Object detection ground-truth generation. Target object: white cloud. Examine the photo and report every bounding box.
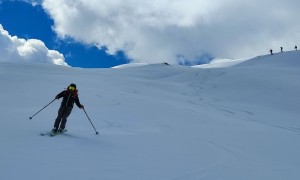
[42,0,300,64]
[0,24,68,66]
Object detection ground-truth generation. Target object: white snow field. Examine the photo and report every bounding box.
[1,51,300,180]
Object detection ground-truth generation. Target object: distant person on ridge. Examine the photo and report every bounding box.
[280,47,283,52]
[295,45,298,50]
[270,49,273,55]
[52,83,84,133]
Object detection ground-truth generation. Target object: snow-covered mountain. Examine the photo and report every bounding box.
[1,51,300,180]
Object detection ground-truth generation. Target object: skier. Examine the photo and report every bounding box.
[52,83,84,133]
[280,47,283,52]
[295,45,298,50]
[270,49,273,55]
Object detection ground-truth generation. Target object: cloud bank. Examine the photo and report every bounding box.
[42,0,300,64]
[0,24,68,66]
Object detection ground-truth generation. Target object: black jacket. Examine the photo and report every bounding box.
[56,90,82,108]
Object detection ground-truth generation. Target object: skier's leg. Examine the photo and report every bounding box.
[53,107,65,130]
[59,107,72,130]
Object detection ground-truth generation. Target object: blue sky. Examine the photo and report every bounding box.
[0,0,299,68]
[0,1,129,68]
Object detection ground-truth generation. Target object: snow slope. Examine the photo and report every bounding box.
[1,51,300,180]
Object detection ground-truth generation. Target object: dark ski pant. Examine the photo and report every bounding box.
[54,107,72,130]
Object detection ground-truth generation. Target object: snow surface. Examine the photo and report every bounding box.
[1,51,300,180]
[112,63,149,68]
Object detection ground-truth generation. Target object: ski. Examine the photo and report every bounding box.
[50,129,67,136]
[40,129,67,137]
[40,132,52,136]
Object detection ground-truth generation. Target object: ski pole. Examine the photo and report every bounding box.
[29,99,56,120]
[83,108,99,134]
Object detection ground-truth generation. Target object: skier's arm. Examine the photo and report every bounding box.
[75,97,84,109]
[55,91,65,99]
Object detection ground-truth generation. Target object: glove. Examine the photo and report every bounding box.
[55,96,59,99]
[80,105,84,109]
